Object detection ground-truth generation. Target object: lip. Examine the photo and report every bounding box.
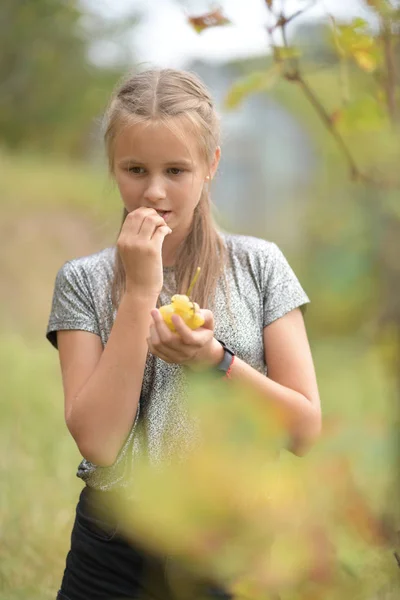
[156,210,172,223]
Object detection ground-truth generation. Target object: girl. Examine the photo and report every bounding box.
[46,68,321,600]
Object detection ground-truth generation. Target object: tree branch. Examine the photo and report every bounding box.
[278,1,318,27]
[266,3,400,188]
[295,75,361,179]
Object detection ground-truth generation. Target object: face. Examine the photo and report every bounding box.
[113,119,220,239]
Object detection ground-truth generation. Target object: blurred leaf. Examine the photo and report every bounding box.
[335,18,382,72]
[265,0,274,8]
[353,49,378,72]
[106,368,393,599]
[274,45,302,61]
[188,8,231,34]
[224,66,281,110]
[364,0,380,8]
[335,95,387,132]
[363,0,393,16]
[352,17,370,30]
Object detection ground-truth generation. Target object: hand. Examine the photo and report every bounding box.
[117,207,172,298]
[147,308,224,370]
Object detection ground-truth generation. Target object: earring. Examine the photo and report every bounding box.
[205,175,210,181]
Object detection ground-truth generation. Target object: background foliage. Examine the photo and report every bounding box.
[0,0,399,598]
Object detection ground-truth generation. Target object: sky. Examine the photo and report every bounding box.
[85,0,376,68]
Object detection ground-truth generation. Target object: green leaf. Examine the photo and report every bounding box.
[352,17,369,31]
[224,67,281,110]
[338,20,374,51]
[274,45,302,61]
[335,19,382,70]
[336,96,387,133]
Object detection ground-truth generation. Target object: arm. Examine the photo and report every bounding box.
[207,307,321,456]
[58,291,158,467]
[55,207,172,467]
[148,305,321,456]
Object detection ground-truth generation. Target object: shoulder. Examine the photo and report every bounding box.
[56,246,116,283]
[64,246,116,275]
[219,231,280,271]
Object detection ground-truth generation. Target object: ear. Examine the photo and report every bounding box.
[209,146,221,180]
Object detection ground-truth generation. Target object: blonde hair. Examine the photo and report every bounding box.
[104,68,232,314]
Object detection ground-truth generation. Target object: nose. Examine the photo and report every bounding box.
[143,175,167,204]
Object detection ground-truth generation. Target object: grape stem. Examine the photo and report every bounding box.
[186,266,201,297]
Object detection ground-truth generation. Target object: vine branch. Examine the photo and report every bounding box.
[265,0,400,188]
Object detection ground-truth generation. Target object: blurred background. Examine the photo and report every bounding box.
[1,0,399,598]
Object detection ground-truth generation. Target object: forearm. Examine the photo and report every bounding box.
[67,292,157,466]
[205,340,321,456]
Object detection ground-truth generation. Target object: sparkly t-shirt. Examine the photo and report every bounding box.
[46,232,310,491]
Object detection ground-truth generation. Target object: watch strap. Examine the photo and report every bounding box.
[215,339,235,373]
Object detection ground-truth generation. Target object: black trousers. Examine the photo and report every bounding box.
[56,486,233,600]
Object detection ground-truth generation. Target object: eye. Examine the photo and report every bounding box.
[168,168,184,175]
[128,166,145,174]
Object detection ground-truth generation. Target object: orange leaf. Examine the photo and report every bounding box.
[188,8,231,34]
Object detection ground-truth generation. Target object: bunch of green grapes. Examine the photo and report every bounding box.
[159,267,204,332]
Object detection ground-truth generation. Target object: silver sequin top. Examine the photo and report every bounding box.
[46,232,310,491]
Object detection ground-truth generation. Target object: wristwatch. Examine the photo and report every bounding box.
[215,339,235,374]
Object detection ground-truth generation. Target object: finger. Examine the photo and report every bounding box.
[138,212,170,239]
[147,338,177,364]
[171,314,204,346]
[123,208,158,236]
[147,338,164,360]
[149,322,161,347]
[152,223,173,247]
[151,309,179,345]
[199,309,215,331]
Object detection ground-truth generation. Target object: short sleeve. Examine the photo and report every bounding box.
[46,261,100,349]
[263,243,310,328]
